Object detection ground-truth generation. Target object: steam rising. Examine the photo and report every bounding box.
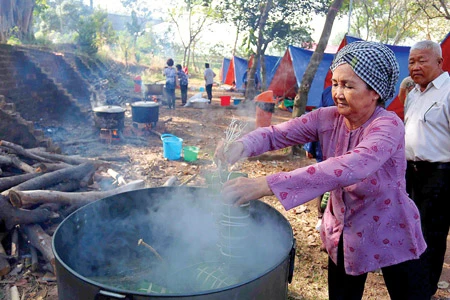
[54,187,293,295]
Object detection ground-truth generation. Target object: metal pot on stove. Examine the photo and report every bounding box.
[52,187,296,300]
[93,105,125,130]
[131,101,159,125]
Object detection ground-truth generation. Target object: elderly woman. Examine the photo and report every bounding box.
[215,41,428,299]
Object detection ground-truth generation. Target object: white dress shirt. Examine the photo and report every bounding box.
[404,72,450,162]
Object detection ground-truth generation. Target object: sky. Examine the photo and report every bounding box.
[82,0,349,48]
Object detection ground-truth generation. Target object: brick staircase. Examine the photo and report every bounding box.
[0,95,59,152]
[23,47,94,113]
[0,44,141,151]
[0,44,94,149]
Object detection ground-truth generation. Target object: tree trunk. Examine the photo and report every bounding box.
[0,155,35,173]
[0,0,13,43]
[260,54,267,90]
[2,162,95,196]
[21,224,56,274]
[245,0,273,101]
[9,179,145,209]
[0,172,42,192]
[1,140,54,163]
[292,0,344,118]
[0,195,54,230]
[0,0,36,43]
[28,148,110,166]
[232,19,242,56]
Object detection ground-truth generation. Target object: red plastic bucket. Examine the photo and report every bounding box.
[220,96,231,106]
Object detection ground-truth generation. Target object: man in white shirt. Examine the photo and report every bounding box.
[404,40,450,298]
[203,63,216,103]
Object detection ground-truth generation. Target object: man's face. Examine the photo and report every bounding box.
[408,48,443,89]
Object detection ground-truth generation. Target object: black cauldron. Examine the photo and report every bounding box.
[93,105,125,130]
[52,187,296,300]
[131,101,159,125]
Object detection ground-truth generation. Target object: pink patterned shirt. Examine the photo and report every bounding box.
[240,106,426,275]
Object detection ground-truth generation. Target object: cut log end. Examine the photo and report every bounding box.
[9,190,22,208]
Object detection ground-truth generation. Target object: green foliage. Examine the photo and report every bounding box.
[7,27,22,45]
[126,10,147,49]
[76,17,98,54]
[217,0,329,53]
[33,32,54,46]
[121,0,151,18]
[34,0,49,16]
[33,0,116,53]
[349,0,449,44]
[74,10,116,55]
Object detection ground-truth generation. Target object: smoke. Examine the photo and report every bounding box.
[54,187,292,294]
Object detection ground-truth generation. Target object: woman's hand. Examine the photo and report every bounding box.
[221,176,273,206]
[214,140,245,166]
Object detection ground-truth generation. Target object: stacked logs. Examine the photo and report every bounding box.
[0,140,145,283]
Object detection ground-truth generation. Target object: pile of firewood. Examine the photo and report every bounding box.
[0,140,146,285]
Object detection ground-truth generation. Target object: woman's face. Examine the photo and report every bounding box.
[331,64,379,127]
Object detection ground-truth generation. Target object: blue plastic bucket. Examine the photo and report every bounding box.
[161,134,183,160]
[233,98,242,105]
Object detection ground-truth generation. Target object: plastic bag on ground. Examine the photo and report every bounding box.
[185,92,209,107]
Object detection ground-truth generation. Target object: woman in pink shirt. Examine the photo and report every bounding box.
[216,41,428,299]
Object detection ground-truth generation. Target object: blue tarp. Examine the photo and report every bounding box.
[224,56,248,89]
[233,56,248,89]
[264,55,281,87]
[223,55,281,89]
[220,58,231,84]
[290,46,335,107]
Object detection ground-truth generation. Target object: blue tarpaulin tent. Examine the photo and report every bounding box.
[222,55,281,89]
[224,56,249,89]
[220,58,231,84]
[264,55,281,88]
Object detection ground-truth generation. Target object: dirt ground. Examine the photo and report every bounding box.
[2,84,450,299]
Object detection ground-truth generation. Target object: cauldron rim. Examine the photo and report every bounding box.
[52,186,295,297]
[93,105,125,113]
[132,101,160,107]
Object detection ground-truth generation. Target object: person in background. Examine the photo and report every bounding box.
[242,69,260,91]
[303,85,335,231]
[228,81,237,92]
[163,58,177,109]
[176,64,189,106]
[404,40,450,298]
[215,41,428,299]
[398,76,415,105]
[204,63,216,104]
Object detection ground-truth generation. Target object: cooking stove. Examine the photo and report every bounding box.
[99,128,120,143]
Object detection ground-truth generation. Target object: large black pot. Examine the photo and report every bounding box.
[52,187,296,300]
[93,105,125,130]
[131,101,159,124]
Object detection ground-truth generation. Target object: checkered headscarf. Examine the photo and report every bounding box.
[330,41,399,102]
